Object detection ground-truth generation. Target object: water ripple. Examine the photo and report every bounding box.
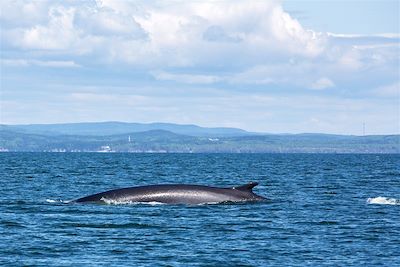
[0,153,399,266]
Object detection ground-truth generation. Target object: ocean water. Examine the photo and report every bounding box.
[0,153,399,266]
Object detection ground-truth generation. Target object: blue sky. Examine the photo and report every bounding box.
[1,0,399,134]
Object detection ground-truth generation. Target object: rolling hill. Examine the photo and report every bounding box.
[1,122,251,137]
[0,123,398,153]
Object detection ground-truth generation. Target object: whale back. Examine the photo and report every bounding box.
[74,182,265,204]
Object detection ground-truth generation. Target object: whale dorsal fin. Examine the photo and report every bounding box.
[233,182,259,191]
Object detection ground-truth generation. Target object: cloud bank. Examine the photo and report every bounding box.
[1,0,399,134]
[2,0,398,86]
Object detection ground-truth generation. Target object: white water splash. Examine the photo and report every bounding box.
[46,199,71,204]
[367,197,400,205]
[98,198,223,205]
[100,197,165,205]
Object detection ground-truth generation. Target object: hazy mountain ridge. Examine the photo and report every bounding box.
[1,123,399,153]
[1,122,251,137]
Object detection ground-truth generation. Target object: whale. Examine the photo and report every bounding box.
[73,182,266,204]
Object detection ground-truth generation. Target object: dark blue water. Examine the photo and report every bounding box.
[1,153,399,266]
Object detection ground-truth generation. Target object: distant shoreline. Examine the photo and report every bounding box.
[1,122,399,154]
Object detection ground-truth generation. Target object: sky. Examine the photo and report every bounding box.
[0,0,399,135]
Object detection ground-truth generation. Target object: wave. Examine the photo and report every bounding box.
[367,197,400,205]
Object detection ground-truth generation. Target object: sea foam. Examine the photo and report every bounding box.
[367,197,400,205]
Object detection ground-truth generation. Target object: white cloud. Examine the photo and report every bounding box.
[75,4,146,38]
[228,62,321,87]
[2,1,324,64]
[0,0,50,27]
[1,0,398,91]
[33,60,80,68]
[203,25,242,43]
[2,59,80,68]
[229,65,279,85]
[1,59,29,67]
[335,49,363,70]
[370,82,400,98]
[152,71,222,84]
[18,6,78,50]
[310,77,335,90]
[327,32,400,39]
